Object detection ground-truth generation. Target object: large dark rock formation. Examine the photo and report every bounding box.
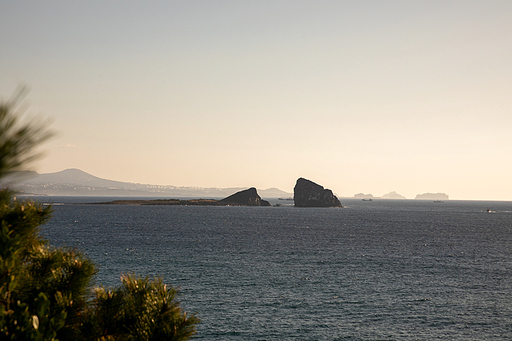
[220,187,271,206]
[294,178,342,207]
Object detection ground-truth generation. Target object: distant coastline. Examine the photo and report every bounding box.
[12,169,292,198]
[92,199,236,206]
[92,187,272,207]
[11,168,457,202]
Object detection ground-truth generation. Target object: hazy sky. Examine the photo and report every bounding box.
[1,1,511,200]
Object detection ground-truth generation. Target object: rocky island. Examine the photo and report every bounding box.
[381,191,407,199]
[354,193,375,199]
[96,187,271,206]
[293,178,342,207]
[415,193,449,200]
[220,187,271,206]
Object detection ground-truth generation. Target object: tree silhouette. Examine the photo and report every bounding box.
[0,90,199,340]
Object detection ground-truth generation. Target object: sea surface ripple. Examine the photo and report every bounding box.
[40,198,512,340]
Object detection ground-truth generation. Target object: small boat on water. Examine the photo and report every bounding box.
[434,200,445,203]
[278,197,293,201]
[362,198,373,201]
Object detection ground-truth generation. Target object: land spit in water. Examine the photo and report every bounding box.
[93,198,231,206]
[92,187,272,206]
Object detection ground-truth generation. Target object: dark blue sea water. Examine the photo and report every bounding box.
[39,197,512,340]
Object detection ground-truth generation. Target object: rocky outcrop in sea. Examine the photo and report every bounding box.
[293,178,342,207]
[354,193,375,199]
[415,193,449,200]
[381,191,407,199]
[220,187,271,206]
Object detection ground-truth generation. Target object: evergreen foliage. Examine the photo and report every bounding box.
[0,190,91,340]
[0,92,199,340]
[82,274,199,341]
[0,87,53,180]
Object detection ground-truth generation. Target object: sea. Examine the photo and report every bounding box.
[35,196,512,340]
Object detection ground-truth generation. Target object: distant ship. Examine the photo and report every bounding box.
[362,198,373,201]
[278,197,294,201]
[433,200,445,203]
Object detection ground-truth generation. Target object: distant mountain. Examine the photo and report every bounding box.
[258,187,292,198]
[381,191,407,199]
[23,169,134,189]
[12,169,293,198]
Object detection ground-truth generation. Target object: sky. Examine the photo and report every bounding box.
[1,1,511,200]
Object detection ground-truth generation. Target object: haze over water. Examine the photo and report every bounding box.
[1,1,512,200]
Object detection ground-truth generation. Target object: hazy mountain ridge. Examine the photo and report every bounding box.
[13,169,293,198]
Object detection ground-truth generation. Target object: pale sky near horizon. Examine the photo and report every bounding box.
[1,1,511,200]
